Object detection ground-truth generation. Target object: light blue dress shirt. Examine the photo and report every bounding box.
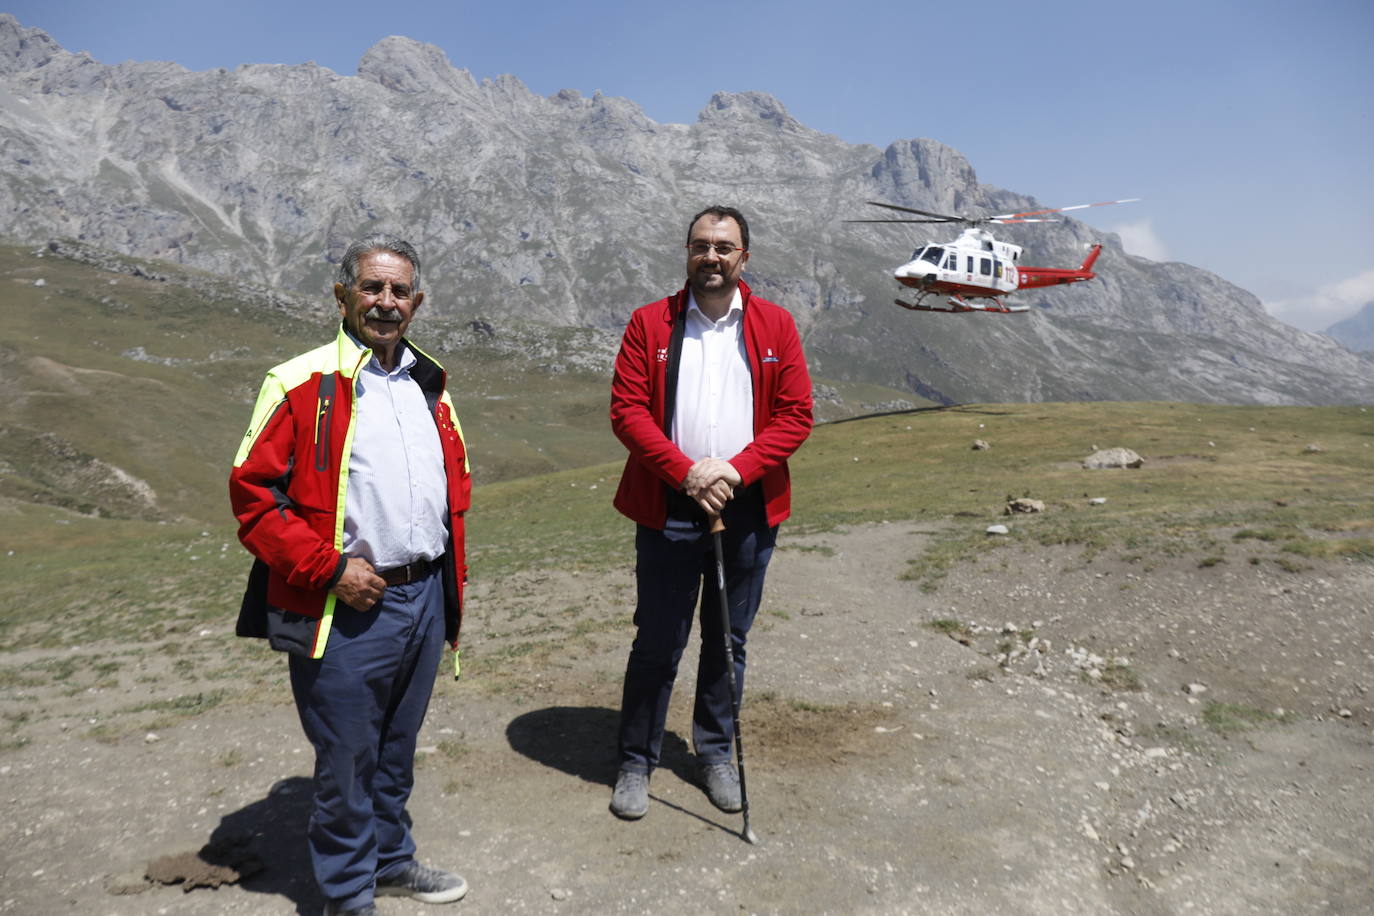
[340,336,448,570]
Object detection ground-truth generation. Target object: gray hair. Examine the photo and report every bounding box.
[337,233,423,292]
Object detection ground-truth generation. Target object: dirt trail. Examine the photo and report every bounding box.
[2,521,1371,914]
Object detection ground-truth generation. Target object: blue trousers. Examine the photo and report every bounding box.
[289,570,444,911]
[617,488,777,773]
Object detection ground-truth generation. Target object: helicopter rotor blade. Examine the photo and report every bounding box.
[862,201,964,221]
[851,197,1139,228]
[988,198,1140,222]
[843,218,959,224]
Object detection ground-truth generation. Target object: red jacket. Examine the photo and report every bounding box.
[611,281,813,528]
[230,326,470,660]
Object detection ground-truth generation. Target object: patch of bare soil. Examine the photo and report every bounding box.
[1,521,1370,915]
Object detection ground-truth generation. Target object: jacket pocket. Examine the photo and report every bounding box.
[313,375,337,471]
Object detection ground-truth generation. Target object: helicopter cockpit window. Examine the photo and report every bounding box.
[919,246,945,265]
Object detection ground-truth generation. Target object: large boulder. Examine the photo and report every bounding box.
[1082,447,1144,469]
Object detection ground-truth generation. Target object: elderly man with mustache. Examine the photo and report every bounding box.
[230,234,472,916]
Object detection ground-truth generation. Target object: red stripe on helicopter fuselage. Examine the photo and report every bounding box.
[896,276,1003,296]
[1014,268,1094,290]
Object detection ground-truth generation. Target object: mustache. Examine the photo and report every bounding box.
[364,306,402,321]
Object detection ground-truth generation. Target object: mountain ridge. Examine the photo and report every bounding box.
[1324,302,1374,354]
[1,14,1369,405]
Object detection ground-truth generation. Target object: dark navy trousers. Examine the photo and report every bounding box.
[618,487,777,773]
[289,569,444,911]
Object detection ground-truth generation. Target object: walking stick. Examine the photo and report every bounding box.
[709,513,758,844]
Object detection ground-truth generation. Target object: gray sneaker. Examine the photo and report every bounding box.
[376,860,468,904]
[699,760,742,812]
[610,769,649,819]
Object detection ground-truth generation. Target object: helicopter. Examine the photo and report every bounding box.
[847,198,1139,313]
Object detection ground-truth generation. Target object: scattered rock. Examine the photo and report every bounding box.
[106,871,150,896]
[1184,683,1208,695]
[1005,498,1045,514]
[1082,448,1144,469]
[1303,443,1323,453]
[986,524,1010,536]
[972,439,991,450]
[1088,497,1107,505]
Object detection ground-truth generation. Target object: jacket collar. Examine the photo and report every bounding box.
[333,322,443,390]
[673,279,753,319]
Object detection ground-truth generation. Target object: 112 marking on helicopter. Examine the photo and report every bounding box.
[847,198,1139,314]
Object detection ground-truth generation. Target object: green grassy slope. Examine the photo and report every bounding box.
[0,243,922,518]
[0,244,629,521]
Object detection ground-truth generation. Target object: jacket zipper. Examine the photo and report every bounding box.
[314,376,337,471]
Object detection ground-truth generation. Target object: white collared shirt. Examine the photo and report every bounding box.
[341,337,448,570]
[672,289,754,461]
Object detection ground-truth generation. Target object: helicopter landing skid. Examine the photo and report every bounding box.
[894,293,1027,314]
[894,294,977,313]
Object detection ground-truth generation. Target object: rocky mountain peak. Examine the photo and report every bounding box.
[697,90,805,133]
[357,35,476,95]
[871,138,980,212]
[0,13,70,75]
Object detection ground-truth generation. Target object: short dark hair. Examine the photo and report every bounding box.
[687,205,749,252]
[338,233,423,292]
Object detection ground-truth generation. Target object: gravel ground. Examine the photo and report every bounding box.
[2,521,1371,915]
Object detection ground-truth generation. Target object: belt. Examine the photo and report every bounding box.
[377,557,438,586]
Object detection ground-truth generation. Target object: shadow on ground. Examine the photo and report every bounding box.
[505,705,698,787]
[204,776,317,915]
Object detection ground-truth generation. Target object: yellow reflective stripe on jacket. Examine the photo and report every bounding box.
[311,339,371,659]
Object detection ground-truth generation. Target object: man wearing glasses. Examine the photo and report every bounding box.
[608,206,814,820]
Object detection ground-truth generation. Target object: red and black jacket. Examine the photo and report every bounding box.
[230,325,470,660]
[610,280,813,529]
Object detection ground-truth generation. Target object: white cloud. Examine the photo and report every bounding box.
[1108,220,1168,261]
[1265,268,1374,332]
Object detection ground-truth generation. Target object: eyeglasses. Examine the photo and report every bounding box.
[355,280,414,301]
[685,242,746,258]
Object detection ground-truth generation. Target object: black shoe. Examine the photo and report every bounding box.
[610,768,649,819]
[376,860,468,904]
[322,902,378,916]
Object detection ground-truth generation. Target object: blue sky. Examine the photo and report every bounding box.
[11,0,1374,330]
